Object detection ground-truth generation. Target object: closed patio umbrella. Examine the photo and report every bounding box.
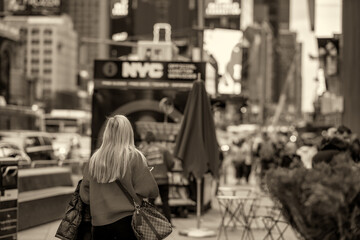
[173,77,220,237]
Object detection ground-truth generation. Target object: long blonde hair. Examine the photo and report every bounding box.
[89,115,143,183]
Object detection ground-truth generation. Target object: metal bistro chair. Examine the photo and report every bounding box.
[259,201,290,240]
[216,195,258,240]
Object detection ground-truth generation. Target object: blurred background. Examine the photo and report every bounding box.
[0,0,354,142]
[1,0,360,239]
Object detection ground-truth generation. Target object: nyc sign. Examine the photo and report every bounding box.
[94,60,206,85]
[122,62,164,78]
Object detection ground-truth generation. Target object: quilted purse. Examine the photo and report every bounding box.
[115,180,172,240]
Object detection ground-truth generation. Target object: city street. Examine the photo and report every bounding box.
[1,0,359,239]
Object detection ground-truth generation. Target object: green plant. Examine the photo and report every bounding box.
[266,154,360,240]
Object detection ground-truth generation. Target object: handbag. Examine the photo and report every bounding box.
[115,180,172,240]
[55,180,92,240]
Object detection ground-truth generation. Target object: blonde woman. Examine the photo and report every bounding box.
[80,115,159,240]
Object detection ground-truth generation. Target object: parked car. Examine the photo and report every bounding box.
[0,131,57,161]
[51,132,81,160]
[0,141,31,166]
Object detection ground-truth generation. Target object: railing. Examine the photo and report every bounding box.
[18,158,88,175]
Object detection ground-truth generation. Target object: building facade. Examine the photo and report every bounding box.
[342,0,360,135]
[4,15,77,109]
[0,21,44,130]
[61,0,109,68]
[0,21,24,105]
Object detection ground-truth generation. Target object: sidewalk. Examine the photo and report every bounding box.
[17,166,300,240]
[18,188,299,240]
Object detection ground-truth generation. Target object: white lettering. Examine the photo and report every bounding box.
[122,62,137,78]
[112,0,129,16]
[148,63,163,78]
[206,2,241,15]
[27,0,61,7]
[122,62,163,79]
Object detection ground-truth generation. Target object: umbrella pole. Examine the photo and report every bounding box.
[196,177,202,229]
[178,176,216,238]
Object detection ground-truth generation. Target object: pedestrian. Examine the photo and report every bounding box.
[141,131,175,224]
[350,137,360,163]
[335,125,352,143]
[238,138,253,183]
[231,140,245,185]
[280,141,303,169]
[312,132,350,167]
[79,115,159,240]
[296,137,318,169]
[257,132,276,178]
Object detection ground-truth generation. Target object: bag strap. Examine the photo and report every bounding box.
[115,180,163,240]
[115,180,140,207]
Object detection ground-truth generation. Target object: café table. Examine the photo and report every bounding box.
[216,195,258,240]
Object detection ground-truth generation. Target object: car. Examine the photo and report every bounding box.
[0,141,31,167]
[0,131,57,161]
[50,132,82,160]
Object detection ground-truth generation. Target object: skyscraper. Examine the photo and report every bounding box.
[4,15,78,107]
[62,0,109,71]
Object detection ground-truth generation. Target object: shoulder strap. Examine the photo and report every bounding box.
[115,179,138,206]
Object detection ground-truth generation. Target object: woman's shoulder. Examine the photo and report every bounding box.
[131,149,147,166]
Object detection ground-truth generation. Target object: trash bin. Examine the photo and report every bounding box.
[0,159,18,240]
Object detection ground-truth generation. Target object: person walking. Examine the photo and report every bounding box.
[231,140,245,185]
[239,138,253,183]
[141,131,175,224]
[257,132,276,177]
[80,115,159,240]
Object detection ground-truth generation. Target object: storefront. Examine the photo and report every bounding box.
[92,59,206,149]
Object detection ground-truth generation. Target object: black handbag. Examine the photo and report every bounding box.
[55,180,92,240]
[115,180,172,240]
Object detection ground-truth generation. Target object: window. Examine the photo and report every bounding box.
[44,69,52,74]
[31,69,39,74]
[44,39,52,44]
[31,29,39,34]
[31,49,39,54]
[31,39,40,44]
[25,137,41,148]
[44,59,52,64]
[42,137,52,146]
[31,59,39,64]
[44,49,52,54]
[20,28,28,35]
[44,29,52,35]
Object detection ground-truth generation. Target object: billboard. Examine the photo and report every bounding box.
[204,28,244,95]
[4,0,61,15]
[205,0,241,16]
[94,60,206,90]
[110,0,129,18]
[204,0,241,29]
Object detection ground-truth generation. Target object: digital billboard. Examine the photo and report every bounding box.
[4,0,61,15]
[204,28,244,95]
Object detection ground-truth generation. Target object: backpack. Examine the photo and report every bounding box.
[259,141,275,160]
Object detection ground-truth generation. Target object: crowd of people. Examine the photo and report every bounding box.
[227,124,360,186]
